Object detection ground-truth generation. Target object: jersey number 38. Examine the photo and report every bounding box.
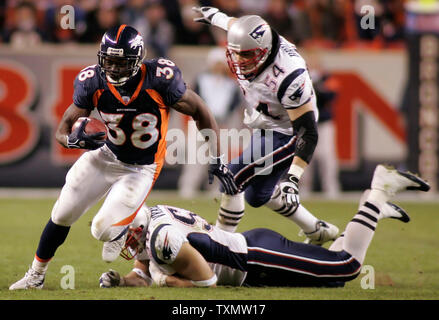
[99,112,159,149]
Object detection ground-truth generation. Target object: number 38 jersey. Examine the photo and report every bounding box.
[239,33,319,136]
[72,58,186,165]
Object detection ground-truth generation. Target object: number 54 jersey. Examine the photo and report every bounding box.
[72,58,186,165]
[239,34,319,136]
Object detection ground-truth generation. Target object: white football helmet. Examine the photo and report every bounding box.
[120,205,150,260]
[226,15,272,80]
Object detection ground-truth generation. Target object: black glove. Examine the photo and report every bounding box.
[279,174,300,209]
[67,119,105,150]
[208,155,239,195]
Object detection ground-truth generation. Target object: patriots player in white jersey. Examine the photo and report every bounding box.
[191,7,338,244]
[99,165,430,288]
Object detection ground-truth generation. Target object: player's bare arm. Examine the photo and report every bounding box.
[168,242,217,288]
[171,89,238,194]
[279,101,319,207]
[286,101,317,172]
[119,259,152,287]
[55,103,91,148]
[171,88,222,156]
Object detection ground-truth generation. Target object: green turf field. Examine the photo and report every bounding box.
[1,195,438,300]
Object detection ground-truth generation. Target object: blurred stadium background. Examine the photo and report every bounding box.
[0,0,438,199]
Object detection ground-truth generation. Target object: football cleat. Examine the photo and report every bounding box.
[385,202,410,223]
[301,220,339,246]
[359,189,410,223]
[371,165,430,197]
[9,268,45,290]
[102,233,127,263]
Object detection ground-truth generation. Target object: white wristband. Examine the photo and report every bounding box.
[132,268,153,286]
[211,12,232,30]
[288,164,305,179]
[191,274,217,287]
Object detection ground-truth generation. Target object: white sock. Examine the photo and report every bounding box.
[216,192,245,232]
[264,186,318,232]
[290,205,319,233]
[343,198,383,264]
[32,257,49,274]
[329,232,345,251]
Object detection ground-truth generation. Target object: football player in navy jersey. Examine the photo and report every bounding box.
[9,25,237,290]
[191,7,339,245]
[98,165,429,288]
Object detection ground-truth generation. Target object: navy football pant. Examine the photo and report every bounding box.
[221,129,296,207]
[242,228,362,287]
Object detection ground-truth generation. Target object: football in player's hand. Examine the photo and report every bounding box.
[72,117,107,140]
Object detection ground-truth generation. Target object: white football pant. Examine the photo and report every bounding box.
[51,145,160,242]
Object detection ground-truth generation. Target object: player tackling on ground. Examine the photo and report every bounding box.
[9,25,237,290]
[192,7,338,244]
[98,165,430,288]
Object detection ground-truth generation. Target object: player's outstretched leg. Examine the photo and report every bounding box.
[9,219,70,290]
[359,189,410,223]
[265,185,339,245]
[341,164,430,264]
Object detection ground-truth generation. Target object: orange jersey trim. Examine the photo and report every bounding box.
[146,89,170,164]
[107,64,146,106]
[92,89,104,108]
[35,253,51,263]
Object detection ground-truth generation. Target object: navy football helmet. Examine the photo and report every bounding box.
[98,25,146,85]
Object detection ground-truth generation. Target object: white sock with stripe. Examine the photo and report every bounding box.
[265,185,318,233]
[342,190,387,264]
[216,192,245,232]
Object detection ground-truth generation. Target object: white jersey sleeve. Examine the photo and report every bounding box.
[150,224,188,265]
[278,68,314,109]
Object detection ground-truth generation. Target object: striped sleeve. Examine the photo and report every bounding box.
[277,68,313,109]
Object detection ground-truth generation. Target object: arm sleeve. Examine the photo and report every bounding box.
[72,68,97,110]
[154,60,187,106]
[277,68,314,109]
[150,224,188,265]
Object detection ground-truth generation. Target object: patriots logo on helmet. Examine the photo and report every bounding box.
[249,24,268,44]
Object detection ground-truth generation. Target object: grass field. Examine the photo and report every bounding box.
[1,194,438,301]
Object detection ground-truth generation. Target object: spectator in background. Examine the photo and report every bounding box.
[303,0,348,47]
[301,60,341,199]
[263,0,295,43]
[178,47,242,199]
[120,0,174,57]
[177,0,215,45]
[80,0,120,43]
[143,1,174,57]
[3,1,45,48]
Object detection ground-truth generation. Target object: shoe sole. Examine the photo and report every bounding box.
[386,202,410,223]
[397,170,430,192]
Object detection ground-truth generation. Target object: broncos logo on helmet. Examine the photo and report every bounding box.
[98,25,146,86]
